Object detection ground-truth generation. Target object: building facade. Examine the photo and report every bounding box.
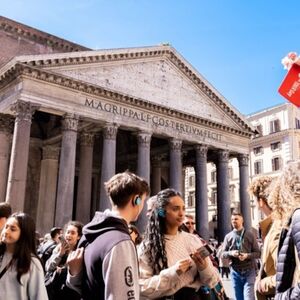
[0,16,254,240]
[185,102,300,235]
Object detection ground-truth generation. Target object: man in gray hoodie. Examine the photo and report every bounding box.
[67,171,150,300]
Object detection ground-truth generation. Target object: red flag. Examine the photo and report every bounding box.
[278,63,300,107]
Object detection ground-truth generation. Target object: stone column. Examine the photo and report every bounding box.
[55,114,79,227]
[99,124,118,211]
[216,149,231,242]
[238,153,252,230]
[5,101,38,211]
[169,138,182,193]
[0,114,14,202]
[194,144,209,240]
[151,155,162,195]
[136,131,151,232]
[76,132,94,224]
[36,146,60,235]
[137,131,151,183]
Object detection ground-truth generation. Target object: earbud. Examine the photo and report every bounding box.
[134,196,141,206]
[157,208,166,218]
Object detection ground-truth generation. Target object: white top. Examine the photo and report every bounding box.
[138,231,219,299]
[0,251,48,300]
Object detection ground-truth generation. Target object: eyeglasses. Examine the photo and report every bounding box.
[185,222,195,225]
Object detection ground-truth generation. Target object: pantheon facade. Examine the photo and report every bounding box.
[0,16,254,241]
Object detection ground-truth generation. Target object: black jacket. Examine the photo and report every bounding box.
[275,209,300,300]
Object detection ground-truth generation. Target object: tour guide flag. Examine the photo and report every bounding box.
[278,63,300,107]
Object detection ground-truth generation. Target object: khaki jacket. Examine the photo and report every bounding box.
[255,216,282,300]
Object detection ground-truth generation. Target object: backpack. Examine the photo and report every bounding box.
[38,241,57,268]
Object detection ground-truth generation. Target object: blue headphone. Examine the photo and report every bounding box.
[134,196,141,206]
[157,208,166,218]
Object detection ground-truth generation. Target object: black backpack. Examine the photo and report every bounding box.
[38,242,57,268]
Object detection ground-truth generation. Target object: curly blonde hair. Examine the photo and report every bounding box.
[268,160,300,224]
[248,176,273,202]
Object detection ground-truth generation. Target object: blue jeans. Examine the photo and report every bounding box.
[230,267,256,300]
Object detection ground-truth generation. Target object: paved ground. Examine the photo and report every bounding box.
[221,276,235,300]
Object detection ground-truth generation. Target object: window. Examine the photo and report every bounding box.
[229,185,235,202]
[211,170,217,183]
[188,192,195,207]
[228,167,233,180]
[253,146,263,155]
[270,142,281,151]
[272,157,282,171]
[189,175,195,187]
[254,160,263,175]
[296,118,300,129]
[269,119,280,134]
[210,189,217,205]
[255,125,263,136]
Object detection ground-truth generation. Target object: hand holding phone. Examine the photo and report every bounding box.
[59,235,69,255]
[196,244,213,259]
[59,235,67,244]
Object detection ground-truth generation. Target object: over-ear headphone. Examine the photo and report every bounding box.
[134,196,141,206]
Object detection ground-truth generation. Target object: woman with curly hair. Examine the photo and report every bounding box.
[138,188,219,300]
[271,160,300,300]
[0,212,48,300]
[248,176,281,300]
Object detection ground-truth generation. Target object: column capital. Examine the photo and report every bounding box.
[0,114,14,133]
[103,123,118,140]
[152,154,164,166]
[169,138,182,151]
[11,101,39,122]
[218,149,229,163]
[62,113,79,132]
[42,145,60,160]
[80,132,94,147]
[237,153,249,166]
[195,144,208,158]
[137,131,152,147]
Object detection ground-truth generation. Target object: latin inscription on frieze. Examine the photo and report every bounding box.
[84,98,222,142]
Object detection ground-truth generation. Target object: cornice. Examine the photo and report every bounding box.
[0,16,89,52]
[0,63,253,138]
[0,46,253,133]
[249,129,296,145]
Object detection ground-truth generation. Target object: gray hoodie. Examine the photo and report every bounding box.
[67,210,139,300]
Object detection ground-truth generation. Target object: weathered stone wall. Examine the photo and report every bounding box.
[0,31,57,68]
[0,16,89,68]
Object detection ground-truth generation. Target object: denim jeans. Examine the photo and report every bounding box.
[230,267,256,300]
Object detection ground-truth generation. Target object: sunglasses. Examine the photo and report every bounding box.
[185,222,195,225]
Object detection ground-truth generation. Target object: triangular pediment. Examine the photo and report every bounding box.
[1,46,253,133]
[50,59,241,127]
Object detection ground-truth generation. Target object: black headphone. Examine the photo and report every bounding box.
[134,196,141,206]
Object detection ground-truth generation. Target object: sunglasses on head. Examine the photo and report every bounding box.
[185,222,195,225]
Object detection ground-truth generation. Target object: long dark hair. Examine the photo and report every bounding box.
[0,212,39,284]
[141,188,181,275]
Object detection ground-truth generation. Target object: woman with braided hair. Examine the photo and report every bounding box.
[138,188,219,300]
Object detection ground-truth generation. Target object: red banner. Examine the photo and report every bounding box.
[278,63,300,107]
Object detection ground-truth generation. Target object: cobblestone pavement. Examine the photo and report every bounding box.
[221,276,235,300]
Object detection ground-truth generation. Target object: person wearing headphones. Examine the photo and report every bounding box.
[67,171,150,300]
[138,188,219,299]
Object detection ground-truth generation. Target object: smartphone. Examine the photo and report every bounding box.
[197,244,214,258]
[59,235,66,244]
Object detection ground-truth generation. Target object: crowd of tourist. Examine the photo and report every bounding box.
[0,160,300,300]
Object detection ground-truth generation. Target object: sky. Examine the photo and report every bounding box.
[1,0,299,116]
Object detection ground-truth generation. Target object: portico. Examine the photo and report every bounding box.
[0,40,254,238]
